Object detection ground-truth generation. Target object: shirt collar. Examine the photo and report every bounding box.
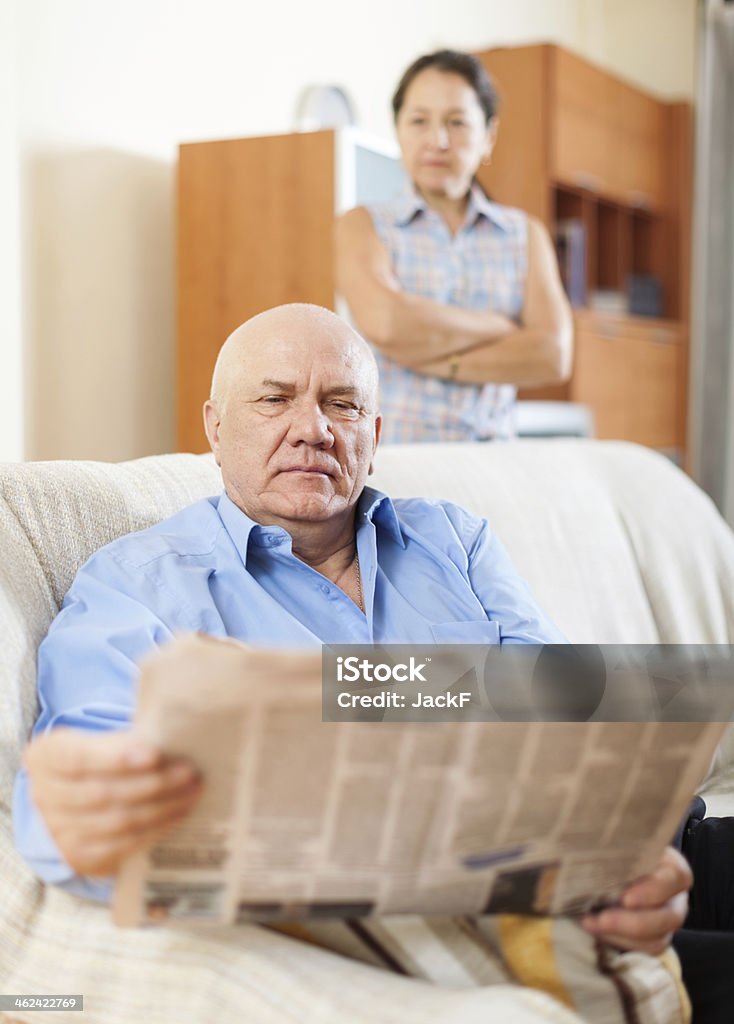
[466,184,513,233]
[358,486,406,547]
[393,182,512,234]
[216,486,406,566]
[392,187,429,226]
[216,492,288,564]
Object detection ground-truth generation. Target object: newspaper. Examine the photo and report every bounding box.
[113,634,728,927]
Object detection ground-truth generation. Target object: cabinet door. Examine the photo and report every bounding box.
[571,315,680,448]
[552,49,665,209]
[625,335,679,448]
[477,45,551,220]
[613,82,665,208]
[177,131,336,452]
[572,325,629,439]
[552,48,614,195]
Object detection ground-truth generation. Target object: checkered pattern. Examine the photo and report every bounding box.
[367,186,528,443]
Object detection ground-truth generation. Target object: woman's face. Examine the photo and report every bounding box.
[395,68,495,202]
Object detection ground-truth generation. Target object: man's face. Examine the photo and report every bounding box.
[204,319,381,530]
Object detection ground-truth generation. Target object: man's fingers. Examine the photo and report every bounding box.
[36,758,200,812]
[25,728,162,778]
[69,785,203,840]
[582,889,689,954]
[587,930,675,957]
[23,727,206,878]
[583,900,687,941]
[622,847,692,909]
[64,799,201,878]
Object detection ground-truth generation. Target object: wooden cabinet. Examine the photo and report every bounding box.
[476,43,692,459]
[552,48,665,208]
[177,131,337,452]
[571,312,682,449]
[177,128,403,452]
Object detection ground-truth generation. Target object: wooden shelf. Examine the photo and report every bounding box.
[475,43,692,457]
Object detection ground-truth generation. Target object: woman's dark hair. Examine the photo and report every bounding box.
[392,50,499,124]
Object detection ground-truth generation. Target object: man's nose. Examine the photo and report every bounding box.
[286,403,334,446]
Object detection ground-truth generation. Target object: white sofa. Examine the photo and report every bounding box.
[1,440,733,1024]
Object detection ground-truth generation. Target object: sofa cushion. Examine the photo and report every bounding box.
[1,439,732,1024]
[0,453,222,803]
[371,441,734,645]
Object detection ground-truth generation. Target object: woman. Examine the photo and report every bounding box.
[335,49,573,443]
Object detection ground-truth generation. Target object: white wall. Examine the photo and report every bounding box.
[1,1,24,461]
[581,0,697,100]
[8,0,697,460]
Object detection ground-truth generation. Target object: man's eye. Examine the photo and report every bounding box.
[262,396,286,404]
[330,401,358,413]
[449,119,467,128]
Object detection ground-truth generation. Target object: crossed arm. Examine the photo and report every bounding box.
[334,207,573,387]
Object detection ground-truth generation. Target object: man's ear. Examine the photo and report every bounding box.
[203,400,222,465]
[368,415,382,476]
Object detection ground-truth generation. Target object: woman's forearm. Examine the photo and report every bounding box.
[413,325,573,387]
[335,207,572,385]
[375,288,517,365]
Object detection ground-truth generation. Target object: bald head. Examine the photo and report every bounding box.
[210,303,379,413]
[203,303,382,533]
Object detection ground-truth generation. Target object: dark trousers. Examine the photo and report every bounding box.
[672,797,734,1024]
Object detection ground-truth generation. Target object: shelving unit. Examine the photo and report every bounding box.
[476,43,693,457]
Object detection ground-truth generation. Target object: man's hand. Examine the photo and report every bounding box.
[24,728,203,879]
[581,845,692,955]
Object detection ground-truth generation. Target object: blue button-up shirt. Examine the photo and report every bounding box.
[13,488,563,901]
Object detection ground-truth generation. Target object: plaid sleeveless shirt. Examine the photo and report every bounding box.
[366,185,528,443]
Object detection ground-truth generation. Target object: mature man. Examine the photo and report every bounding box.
[14,305,689,987]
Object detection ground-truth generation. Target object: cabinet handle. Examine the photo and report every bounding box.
[628,190,652,210]
[572,172,603,193]
[584,321,621,339]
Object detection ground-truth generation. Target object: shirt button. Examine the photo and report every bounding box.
[320,584,330,594]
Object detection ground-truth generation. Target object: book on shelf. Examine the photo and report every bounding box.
[627,274,664,318]
[553,218,587,308]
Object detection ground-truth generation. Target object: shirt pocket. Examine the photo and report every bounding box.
[429,619,501,644]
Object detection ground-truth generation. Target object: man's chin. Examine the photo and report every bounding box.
[268,494,345,523]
